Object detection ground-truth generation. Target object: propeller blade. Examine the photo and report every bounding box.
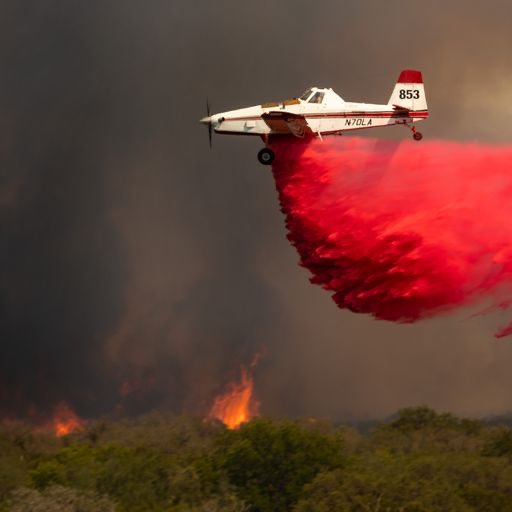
[206,97,212,149]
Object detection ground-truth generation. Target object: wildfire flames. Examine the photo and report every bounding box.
[272,137,512,336]
[209,364,260,429]
[52,401,85,437]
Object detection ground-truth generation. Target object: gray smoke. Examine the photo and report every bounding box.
[2,0,512,421]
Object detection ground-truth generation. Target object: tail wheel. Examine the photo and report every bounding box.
[413,131,423,141]
[257,147,275,165]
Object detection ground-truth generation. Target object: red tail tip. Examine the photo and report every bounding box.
[398,70,423,84]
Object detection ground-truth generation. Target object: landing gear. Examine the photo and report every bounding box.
[257,147,275,165]
[410,124,423,141]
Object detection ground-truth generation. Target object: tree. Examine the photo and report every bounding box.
[8,486,114,512]
[294,456,474,512]
[0,428,31,502]
[96,445,171,512]
[482,428,512,458]
[388,407,481,435]
[30,444,172,511]
[206,418,345,512]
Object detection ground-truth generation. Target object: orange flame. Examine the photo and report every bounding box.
[53,401,85,437]
[209,364,260,429]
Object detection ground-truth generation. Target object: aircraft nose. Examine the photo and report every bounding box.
[200,116,212,125]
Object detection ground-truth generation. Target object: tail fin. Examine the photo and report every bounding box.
[388,70,427,111]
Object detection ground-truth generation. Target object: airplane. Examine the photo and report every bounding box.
[200,70,428,165]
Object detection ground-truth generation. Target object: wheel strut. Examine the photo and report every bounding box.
[406,123,423,141]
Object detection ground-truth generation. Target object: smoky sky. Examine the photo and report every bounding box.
[2,0,512,421]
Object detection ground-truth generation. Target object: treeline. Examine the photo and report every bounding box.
[2,407,512,511]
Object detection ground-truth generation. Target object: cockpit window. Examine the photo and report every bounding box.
[299,89,313,101]
[308,92,324,104]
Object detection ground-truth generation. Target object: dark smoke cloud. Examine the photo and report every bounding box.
[0,2,126,417]
[3,0,512,421]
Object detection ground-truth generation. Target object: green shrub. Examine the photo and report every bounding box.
[205,418,345,512]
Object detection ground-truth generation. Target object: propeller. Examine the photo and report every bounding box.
[201,98,224,149]
[206,97,212,149]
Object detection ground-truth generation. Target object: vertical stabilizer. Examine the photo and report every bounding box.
[388,70,427,111]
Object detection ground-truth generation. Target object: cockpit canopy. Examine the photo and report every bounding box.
[299,88,324,103]
[299,89,313,101]
[299,87,344,105]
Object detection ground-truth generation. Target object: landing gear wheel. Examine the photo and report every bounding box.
[413,131,423,141]
[257,147,275,165]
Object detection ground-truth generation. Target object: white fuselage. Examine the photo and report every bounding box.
[208,87,427,138]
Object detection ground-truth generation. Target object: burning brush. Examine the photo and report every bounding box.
[208,358,260,429]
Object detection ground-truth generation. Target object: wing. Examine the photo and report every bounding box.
[261,111,313,138]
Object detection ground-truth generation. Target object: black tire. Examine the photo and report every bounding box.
[413,131,423,141]
[257,147,275,165]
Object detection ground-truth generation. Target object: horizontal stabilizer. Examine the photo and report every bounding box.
[392,104,411,111]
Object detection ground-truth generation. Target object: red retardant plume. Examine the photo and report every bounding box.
[271,137,512,337]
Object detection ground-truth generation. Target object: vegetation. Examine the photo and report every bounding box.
[1,408,512,511]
